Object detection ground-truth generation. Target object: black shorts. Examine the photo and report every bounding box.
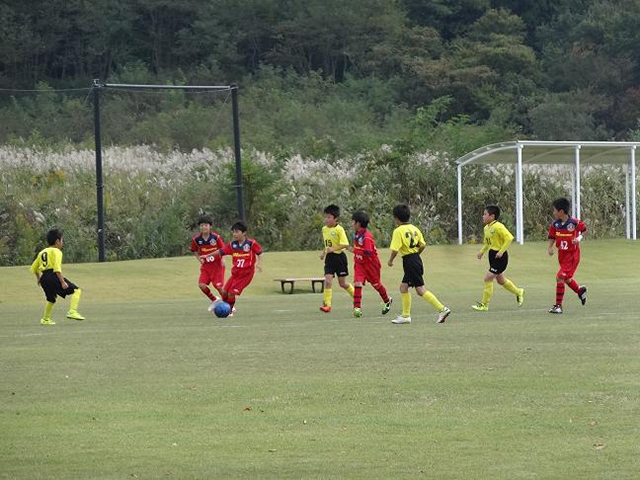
[488,250,509,275]
[324,252,349,277]
[40,270,78,303]
[402,253,424,288]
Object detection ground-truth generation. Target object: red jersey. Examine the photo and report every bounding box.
[548,217,586,259]
[190,232,225,265]
[220,238,262,273]
[353,228,380,265]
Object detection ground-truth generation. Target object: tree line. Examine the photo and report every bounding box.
[2,0,640,154]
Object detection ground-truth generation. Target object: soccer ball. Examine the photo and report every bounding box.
[213,301,232,318]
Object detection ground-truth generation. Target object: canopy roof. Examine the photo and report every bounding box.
[456,140,640,167]
[455,141,638,244]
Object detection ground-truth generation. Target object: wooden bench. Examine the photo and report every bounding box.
[274,277,325,294]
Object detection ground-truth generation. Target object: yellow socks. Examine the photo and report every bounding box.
[422,291,444,312]
[43,301,54,319]
[346,284,355,297]
[69,288,82,311]
[323,288,332,307]
[482,281,494,305]
[401,291,444,316]
[502,279,520,295]
[401,292,411,317]
[323,284,354,306]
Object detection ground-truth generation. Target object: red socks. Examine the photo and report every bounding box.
[555,282,565,306]
[354,286,362,309]
[566,279,581,294]
[201,286,217,301]
[373,283,389,303]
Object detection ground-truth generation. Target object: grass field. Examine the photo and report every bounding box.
[1,240,639,479]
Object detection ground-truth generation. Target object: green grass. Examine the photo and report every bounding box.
[1,240,640,479]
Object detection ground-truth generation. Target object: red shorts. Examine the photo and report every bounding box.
[557,253,580,279]
[353,261,381,285]
[224,268,255,296]
[199,263,225,290]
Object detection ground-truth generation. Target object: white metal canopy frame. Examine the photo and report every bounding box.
[455,141,639,244]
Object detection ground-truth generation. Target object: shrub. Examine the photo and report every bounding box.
[0,144,631,266]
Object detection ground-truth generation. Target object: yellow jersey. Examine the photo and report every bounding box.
[390,223,426,256]
[322,224,349,254]
[480,220,514,254]
[30,246,63,274]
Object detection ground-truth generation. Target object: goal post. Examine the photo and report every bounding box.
[91,80,244,262]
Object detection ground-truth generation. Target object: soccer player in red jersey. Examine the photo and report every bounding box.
[190,215,226,310]
[211,220,263,315]
[547,198,588,314]
[329,210,392,317]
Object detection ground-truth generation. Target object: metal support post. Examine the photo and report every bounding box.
[457,165,463,245]
[574,145,581,218]
[230,83,245,221]
[93,79,105,262]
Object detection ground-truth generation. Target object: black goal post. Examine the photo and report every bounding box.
[91,80,245,262]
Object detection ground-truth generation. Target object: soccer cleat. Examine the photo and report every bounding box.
[437,306,451,324]
[549,304,563,314]
[516,288,525,307]
[66,310,85,321]
[40,317,55,325]
[381,298,393,315]
[228,307,236,317]
[578,286,587,305]
[353,308,362,318]
[319,305,332,313]
[471,302,489,311]
[391,315,411,324]
[208,301,218,312]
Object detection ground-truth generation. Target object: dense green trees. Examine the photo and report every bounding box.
[2,0,640,150]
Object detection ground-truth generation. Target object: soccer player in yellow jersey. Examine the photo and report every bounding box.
[387,204,451,324]
[319,205,355,313]
[472,205,525,311]
[30,228,85,325]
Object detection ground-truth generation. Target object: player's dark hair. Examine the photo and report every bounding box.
[324,204,340,218]
[352,210,369,228]
[392,204,411,223]
[231,220,248,232]
[46,228,63,246]
[198,215,213,226]
[485,205,500,220]
[553,198,571,214]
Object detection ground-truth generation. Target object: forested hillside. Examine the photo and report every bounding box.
[2,0,640,152]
